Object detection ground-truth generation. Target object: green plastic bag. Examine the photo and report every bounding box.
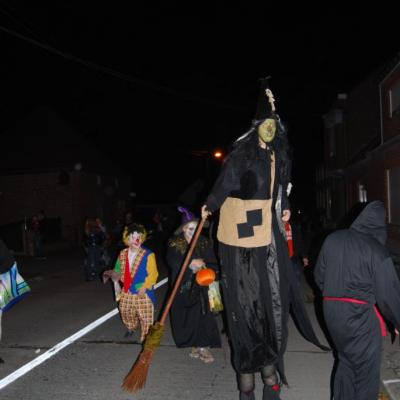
[208,281,223,313]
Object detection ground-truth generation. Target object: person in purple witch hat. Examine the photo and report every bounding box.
[167,206,221,363]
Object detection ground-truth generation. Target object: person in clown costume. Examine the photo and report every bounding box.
[201,79,328,400]
[103,223,158,342]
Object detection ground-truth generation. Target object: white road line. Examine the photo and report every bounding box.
[383,379,400,384]
[0,276,169,390]
[154,277,168,289]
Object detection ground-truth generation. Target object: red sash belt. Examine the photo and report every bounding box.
[324,296,386,337]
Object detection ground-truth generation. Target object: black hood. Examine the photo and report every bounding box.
[350,201,387,245]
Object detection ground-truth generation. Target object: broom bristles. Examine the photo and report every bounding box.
[122,348,154,392]
[121,322,164,392]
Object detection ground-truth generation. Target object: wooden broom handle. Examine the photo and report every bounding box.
[160,217,207,325]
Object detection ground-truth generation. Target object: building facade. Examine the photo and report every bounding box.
[319,53,400,242]
[0,106,132,251]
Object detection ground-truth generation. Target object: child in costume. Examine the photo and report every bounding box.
[167,207,221,363]
[103,223,158,342]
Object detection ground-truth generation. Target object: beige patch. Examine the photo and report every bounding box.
[217,152,275,248]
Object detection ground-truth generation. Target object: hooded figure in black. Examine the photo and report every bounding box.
[201,80,328,400]
[314,200,400,400]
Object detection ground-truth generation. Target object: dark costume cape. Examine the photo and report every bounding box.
[314,201,400,400]
[205,145,327,380]
[167,234,221,348]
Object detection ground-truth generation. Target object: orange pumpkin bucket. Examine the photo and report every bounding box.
[195,268,216,286]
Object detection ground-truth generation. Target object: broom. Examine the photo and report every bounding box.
[122,216,207,392]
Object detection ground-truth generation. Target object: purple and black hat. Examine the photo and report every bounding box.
[175,206,199,234]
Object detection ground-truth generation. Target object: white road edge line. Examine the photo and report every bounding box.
[0,276,169,391]
[383,379,400,384]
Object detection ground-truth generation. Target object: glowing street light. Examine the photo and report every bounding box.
[213,150,223,159]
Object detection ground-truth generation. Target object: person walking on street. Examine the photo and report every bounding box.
[0,238,30,364]
[103,223,158,342]
[201,79,328,400]
[314,201,400,400]
[83,218,106,281]
[167,206,221,363]
[31,213,46,260]
[0,239,15,363]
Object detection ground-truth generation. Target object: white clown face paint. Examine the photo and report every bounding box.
[127,231,143,249]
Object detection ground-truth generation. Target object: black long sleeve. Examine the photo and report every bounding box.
[0,239,15,273]
[166,235,219,283]
[205,157,239,212]
[314,238,328,292]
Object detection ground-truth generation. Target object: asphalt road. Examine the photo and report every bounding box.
[0,241,336,400]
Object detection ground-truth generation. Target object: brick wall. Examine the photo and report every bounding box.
[0,172,75,237]
[0,171,131,245]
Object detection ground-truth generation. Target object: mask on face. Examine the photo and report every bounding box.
[258,118,276,143]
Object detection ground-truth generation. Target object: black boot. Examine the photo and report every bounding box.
[262,383,281,400]
[239,391,255,400]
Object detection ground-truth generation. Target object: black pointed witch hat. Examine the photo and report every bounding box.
[253,76,277,122]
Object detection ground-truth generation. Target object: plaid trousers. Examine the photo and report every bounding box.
[119,291,154,342]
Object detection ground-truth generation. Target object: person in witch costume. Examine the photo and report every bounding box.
[167,206,221,363]
[103,223,158,342]
[314,201,400,400]
[201,78,328,400]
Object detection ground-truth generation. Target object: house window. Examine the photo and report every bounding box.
[358,183,367,203]
[389,80,400,118]
[388,167,400,224]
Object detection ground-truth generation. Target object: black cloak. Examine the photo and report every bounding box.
[167,234,221,349]
[205,137,327,380]
[314,200,400,400]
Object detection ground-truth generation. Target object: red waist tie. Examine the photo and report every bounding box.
[324,296,386,337]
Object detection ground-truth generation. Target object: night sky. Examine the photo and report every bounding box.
[1,1,399,211]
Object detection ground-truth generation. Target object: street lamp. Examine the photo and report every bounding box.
[213,150,223,159]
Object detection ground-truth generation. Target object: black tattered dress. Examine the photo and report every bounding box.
[205,147,326,380]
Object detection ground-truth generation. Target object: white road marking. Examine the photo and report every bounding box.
[383,379,400,384]
[154,277,168,289]
[383,379,400,400]
[0,276,169,390]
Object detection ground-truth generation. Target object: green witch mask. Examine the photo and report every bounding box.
[258,118,276,143]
